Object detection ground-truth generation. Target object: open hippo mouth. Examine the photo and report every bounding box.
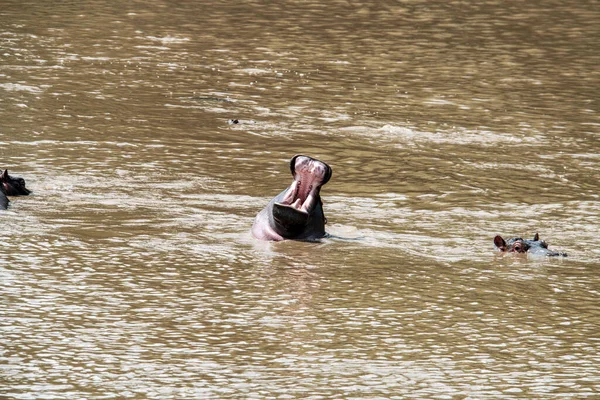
[272,155,332,235]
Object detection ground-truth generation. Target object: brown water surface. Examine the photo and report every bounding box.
[1,0,599,398]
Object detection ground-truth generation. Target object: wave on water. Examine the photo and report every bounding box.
[340,124,541,146]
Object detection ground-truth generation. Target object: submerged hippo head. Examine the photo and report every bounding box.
[252,155,332,241]
[1,169,31,196]
[494,233,567,257]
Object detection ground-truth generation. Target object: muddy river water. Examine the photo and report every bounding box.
[1,0,599,398]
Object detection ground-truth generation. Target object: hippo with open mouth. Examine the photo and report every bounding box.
[494,233,567,257]
[252,155,332,241]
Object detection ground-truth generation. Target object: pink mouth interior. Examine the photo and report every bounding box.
[277,157,329,213]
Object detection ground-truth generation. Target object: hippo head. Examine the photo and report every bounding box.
[494,233,567,257]
[252,155,332,241]
[271,155,331,236]
[1,169,31,196]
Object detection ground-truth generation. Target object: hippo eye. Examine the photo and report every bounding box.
[513,244,521,252]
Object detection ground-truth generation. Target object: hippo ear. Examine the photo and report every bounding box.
[533,233,539,241]
[289,155,300,176]
[322,164,332,186]
[1,169,7,181]
[494,235,507,251]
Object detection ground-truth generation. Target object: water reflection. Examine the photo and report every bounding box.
[2,0,599,398]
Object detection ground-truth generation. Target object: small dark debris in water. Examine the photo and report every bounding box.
[228,119,256,125]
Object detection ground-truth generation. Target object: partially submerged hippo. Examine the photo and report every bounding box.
[2,169,31,196]
[252,155,332,241]
[1,169,31,210]
[494,233,567,257]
